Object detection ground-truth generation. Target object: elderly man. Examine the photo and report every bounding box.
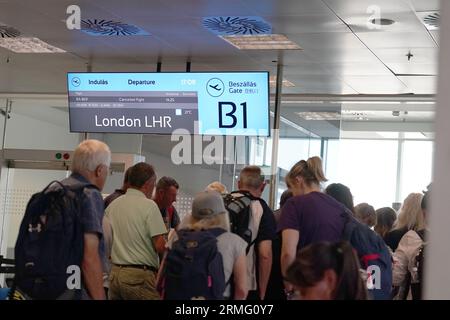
[66,139,111,300]
[232,165,276,301]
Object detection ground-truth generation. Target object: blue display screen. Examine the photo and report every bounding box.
[67,72,269,136]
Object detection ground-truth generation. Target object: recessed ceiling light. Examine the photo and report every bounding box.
[370,18,395,26]
[0,37,66,53]
[220,34,302,50]
[269,76,295,87]
[296,112,341,121]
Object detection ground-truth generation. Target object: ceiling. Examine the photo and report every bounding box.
[0,0,441,95]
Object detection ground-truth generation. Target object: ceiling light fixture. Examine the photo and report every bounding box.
[221,34,302,50]
[269,76,295,87]
[296,112,341,121]
[370,18,395,25]
[0,37,66,53]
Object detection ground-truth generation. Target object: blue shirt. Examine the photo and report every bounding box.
[61,173,104,241]
[61,173,105,299]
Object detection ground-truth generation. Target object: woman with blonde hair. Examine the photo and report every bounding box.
[384,193,423,252]
[392,187,430,300]
[157,191,247,300]
[205,181,228,194]
[278,156,349,297]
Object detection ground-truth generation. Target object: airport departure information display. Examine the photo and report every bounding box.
[67,72,269,136]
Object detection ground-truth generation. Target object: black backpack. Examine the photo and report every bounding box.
[341,210,393,300]
[11,180,94,300]
[222,191,257,254]
[161,228,226,300]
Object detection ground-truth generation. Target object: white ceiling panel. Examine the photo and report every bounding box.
[342,75,410,94]
[287,32,366,50]
[281,75,357,94]
[124,16,205,36]
[388,63,437,75]
[397,75,437,94]
[324,0,415,15]
[342,11,429,33]
[318,61,392,76]
[356,31,437,48]
[268,15,349,34]
[301,48,377,63]
[410,0,441,12]
[0,0,441,95]
[141,0,256,17]
[371,47,437,63]
[430,30,440,44]
[0,53,85,92]
[248,0,334,16]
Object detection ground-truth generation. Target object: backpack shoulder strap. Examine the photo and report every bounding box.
[207,228,227,238]
[416,229,426,242]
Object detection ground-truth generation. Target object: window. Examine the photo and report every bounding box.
[326,139,399,209]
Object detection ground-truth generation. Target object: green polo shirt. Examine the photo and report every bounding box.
[105,188,167,268]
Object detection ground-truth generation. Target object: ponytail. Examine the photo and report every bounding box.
[332,241,368,300]
[286,156,327,186]
[306,156,327,183]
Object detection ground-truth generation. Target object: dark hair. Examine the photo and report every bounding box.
[325,183,354,212]
[286,241,368,300]
[123,166,132,184]
[374,207,397,238]
[128,162,156,188]
[354,203,377,227]
[156,176,179,191]
[286,157,327,187]
[279,190,293,208]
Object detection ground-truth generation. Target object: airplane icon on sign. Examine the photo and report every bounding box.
[209,84,221,91]
[71,77,81,87]
[206,78,224,97]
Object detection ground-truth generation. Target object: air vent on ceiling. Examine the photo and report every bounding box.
[203,16,272,35]
[0,25,21,38]
[416,11,439,30]
[81,19,150,36]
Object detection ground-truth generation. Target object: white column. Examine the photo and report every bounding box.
[425,0,450,299]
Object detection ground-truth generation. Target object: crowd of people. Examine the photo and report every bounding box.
[5,139,431,300]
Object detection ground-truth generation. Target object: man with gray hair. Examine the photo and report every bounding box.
[67,139,111,300]
[11,139,110,300]
[226,165,276,300]
[54,139,111,300]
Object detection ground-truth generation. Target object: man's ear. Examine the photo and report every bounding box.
[260,181,267,193]
[94,164,103,178]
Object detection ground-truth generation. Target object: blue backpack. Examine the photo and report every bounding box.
[12,180,94,300]
[162,228,226,300]
[341,210,393,300]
